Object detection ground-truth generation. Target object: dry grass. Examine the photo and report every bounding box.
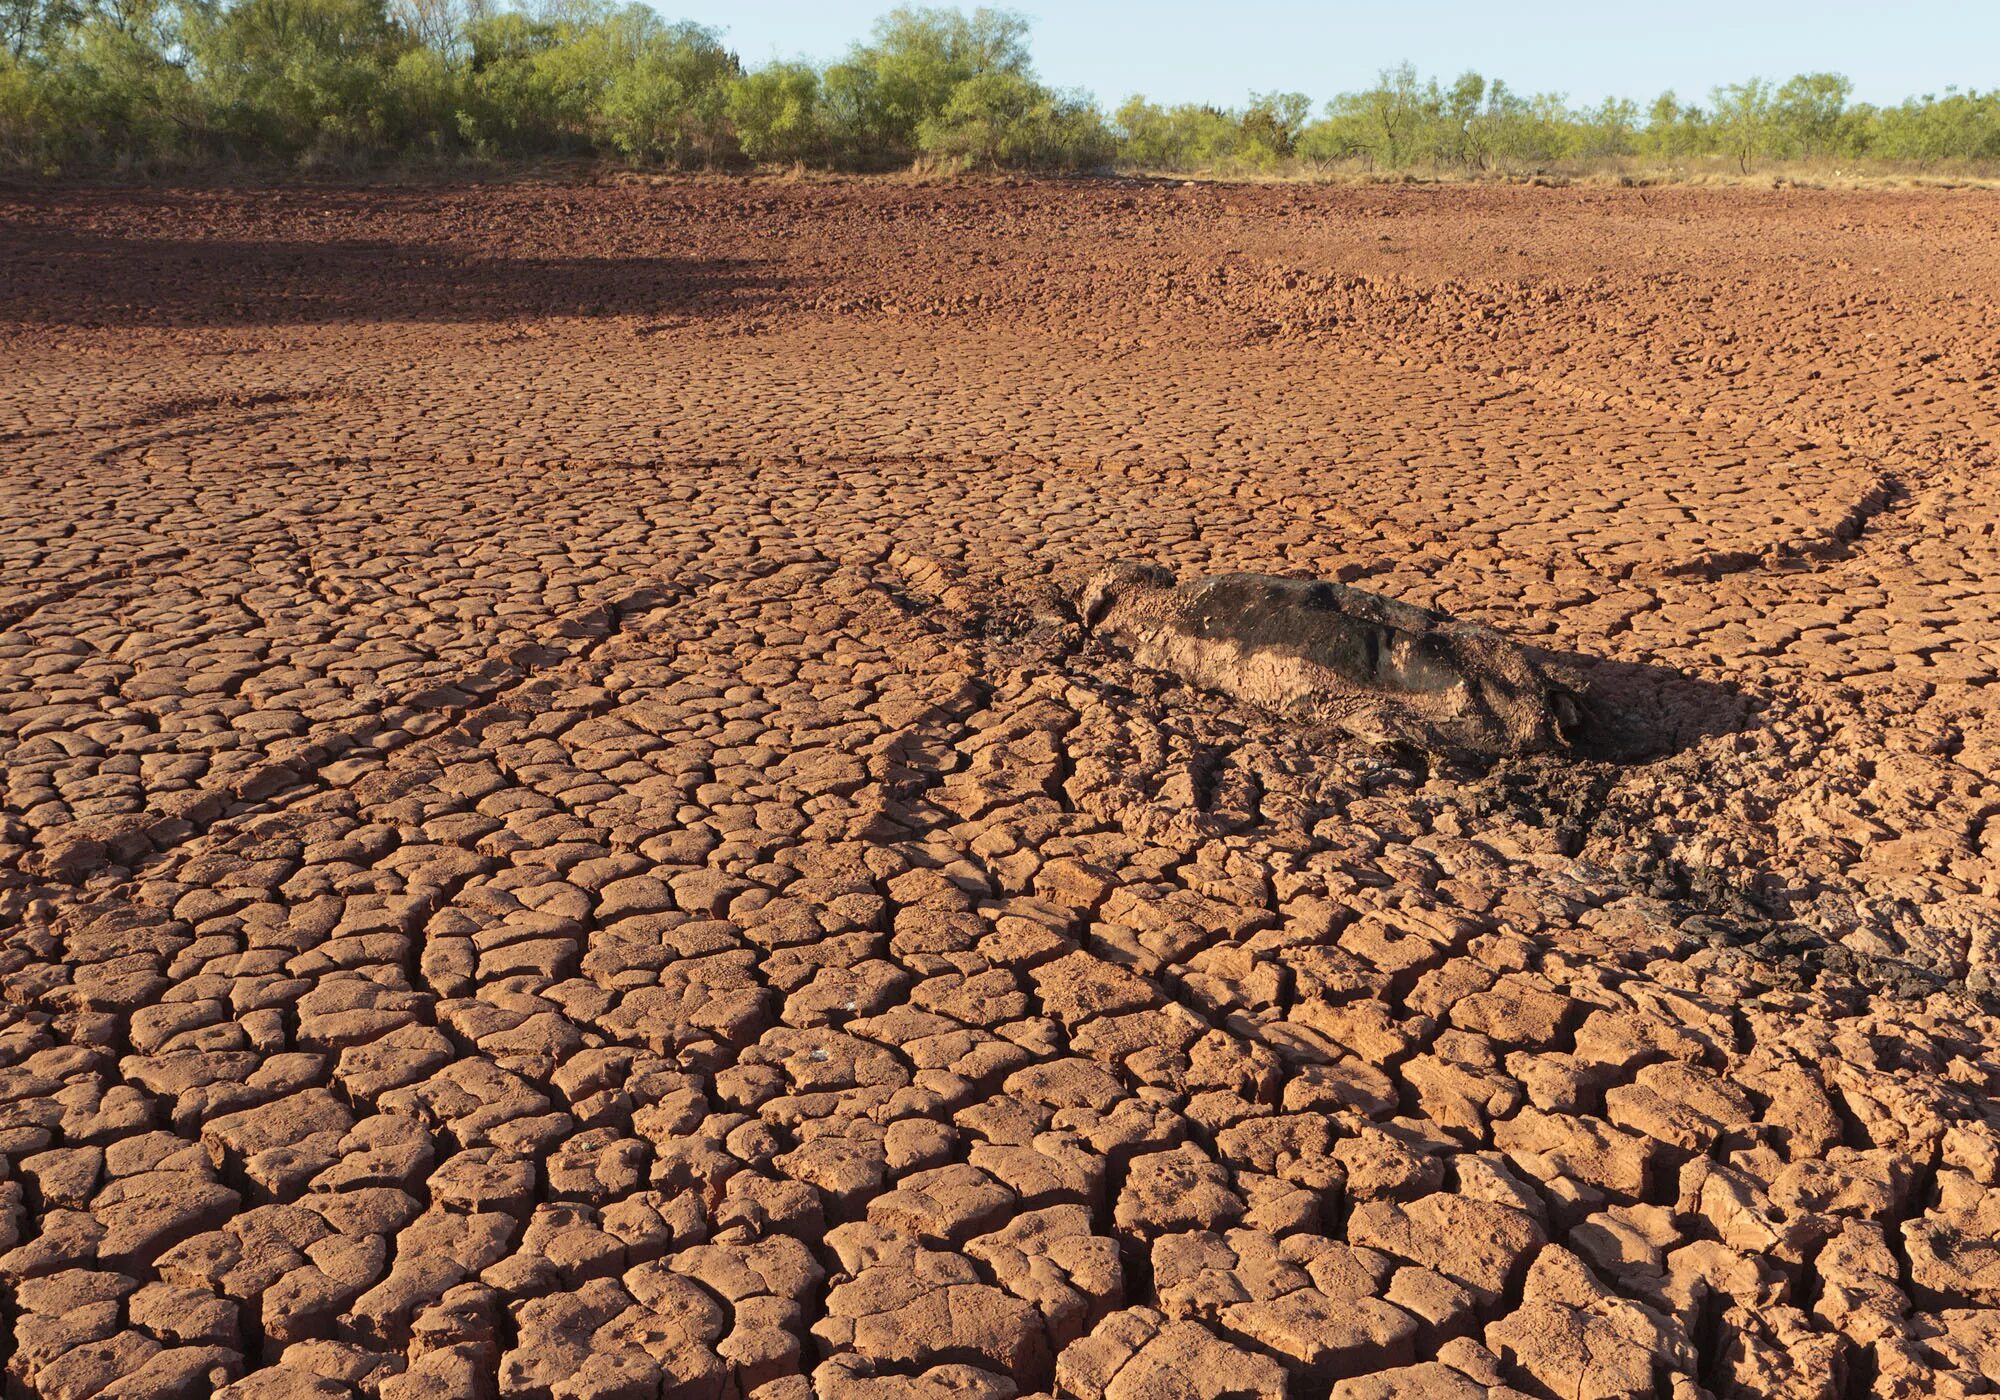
[1110,156,2000,191]
[20,150,2000,194]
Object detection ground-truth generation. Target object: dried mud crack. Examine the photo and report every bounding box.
[2,181,1999,1400]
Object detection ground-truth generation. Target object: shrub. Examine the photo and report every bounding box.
[726,58,820,163]
[917,68,1108,169]
[2,0,203,171]
[592,17,734,164]
[1870,88,2000,166]
[458,10,572,152]
[0,54,58,168]
[1640,91,1706,159]
[816,5,1030,162]
[1774,72,1855,158]
[1116,96,1256,169]
[1,3,1997,178]
[1240,89,1308,159]
[1709,78,1776,171]
[184,0,416,160]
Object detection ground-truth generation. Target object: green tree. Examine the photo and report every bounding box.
[845,4,1027,155]
[726,58,820,163]
[0,55,52,166]
[1442,74,1550,170]
[527,4,656,132]
[1295,104,1365,171]
[1870,87,2000,166]
[1576,95,1638,158]
[1439,71,1484,166]
[1709,77,1775,171]
[3,0,81,60]
[2,0,200,169]
[916,66,1106,168]
[1347,62,1422,167]
[1240,88,1307,158]
[9,4,2000,179]
[1114,95,1259,169]
[387,0,484,53]
[184,0,415,159]
[1111,94,1166,163]
[591,16,735,163]
[1640,90,1707,158]
[1773,71,1853,158]
[458,9,569,151]
[819,56,893,165]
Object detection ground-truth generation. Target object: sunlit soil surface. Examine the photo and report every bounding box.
[2,178,1998,1398]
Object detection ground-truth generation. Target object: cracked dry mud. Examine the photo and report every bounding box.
[0,180,1997,1400]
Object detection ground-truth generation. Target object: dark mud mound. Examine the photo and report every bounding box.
[1081,563,1593,759]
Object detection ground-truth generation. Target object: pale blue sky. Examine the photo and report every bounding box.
[703,0,1996,109]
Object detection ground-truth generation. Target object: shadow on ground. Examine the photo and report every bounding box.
[1539,645,1754,763]
[0,228,790,327]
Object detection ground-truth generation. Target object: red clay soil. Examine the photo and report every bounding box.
[1,177,1997,1399]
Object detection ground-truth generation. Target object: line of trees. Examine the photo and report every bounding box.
[3,0,1997,175]
[1119,69,2000,175]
